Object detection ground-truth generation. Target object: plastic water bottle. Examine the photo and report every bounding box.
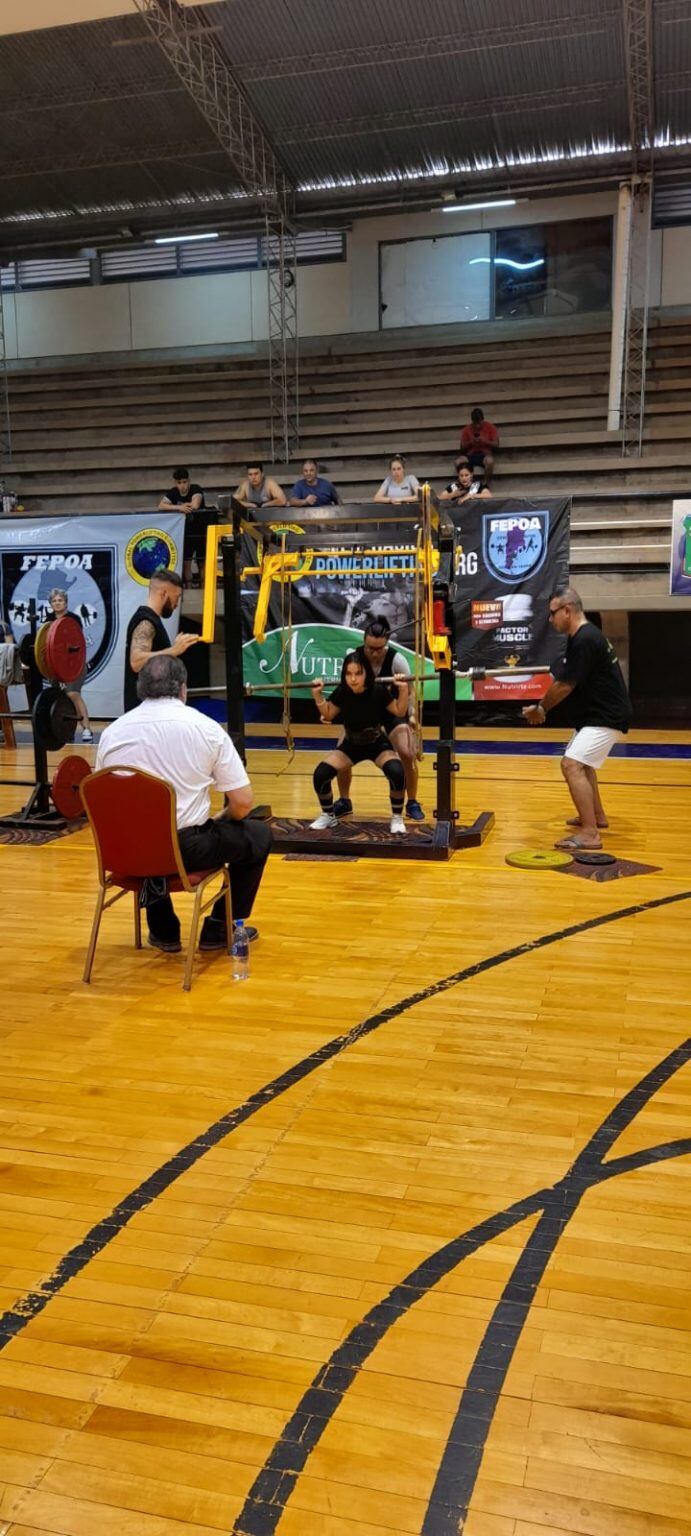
[231,920,250,981]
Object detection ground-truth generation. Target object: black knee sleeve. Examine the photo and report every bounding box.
[314,761,338,795]
[382,758,405,793]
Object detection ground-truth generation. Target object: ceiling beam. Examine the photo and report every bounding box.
[279,80,622,146]
[241,9,620,82]
[131,0,290,202]
[0,82,183,116]
[0,140,229,180]
[622,0,655,172]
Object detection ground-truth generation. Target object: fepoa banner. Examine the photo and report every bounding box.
[450,496,571,698]
[0,513,185,718]
[670,499,691,596]
[241,499,570,701]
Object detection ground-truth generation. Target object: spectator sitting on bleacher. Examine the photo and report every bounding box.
[374,455,420,504]
[459,407,499,483]
[235,463,287,512]
[439,460,491,504]
[289,459,341,508]
[158,467,206,587]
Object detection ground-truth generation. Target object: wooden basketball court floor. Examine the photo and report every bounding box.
[0,728,690,1536]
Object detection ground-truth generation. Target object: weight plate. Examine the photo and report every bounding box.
[51,754,91,819]
[505,848,574,869]
[45,614,86,686]
[49,690,78,749]
[19,634,34,669]
[574,850,617,866]
[34,620,55,681]
[32,687,64,752]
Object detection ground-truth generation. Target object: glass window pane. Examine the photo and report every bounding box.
[494,217,612,319]
[380,232,491,328]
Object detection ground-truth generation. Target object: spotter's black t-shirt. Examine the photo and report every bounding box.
[558,622,632,732]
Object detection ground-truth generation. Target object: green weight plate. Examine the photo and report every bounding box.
[505,848,574,869]
[574,850,617,866]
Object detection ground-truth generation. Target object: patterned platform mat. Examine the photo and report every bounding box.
[558,856,661,882]
[0,817,87,847]
[269,816,437,847]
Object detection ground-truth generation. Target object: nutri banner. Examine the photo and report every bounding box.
[670,499,691,596]
[450,496,571,699]
[0,512,184,718]
[239,525,470,698]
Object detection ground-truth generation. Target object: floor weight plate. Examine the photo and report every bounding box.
[506,848,574,869]
[574,850,617,866]
[51,755,91,819]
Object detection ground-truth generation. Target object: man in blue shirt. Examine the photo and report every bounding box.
[289,458,341,508]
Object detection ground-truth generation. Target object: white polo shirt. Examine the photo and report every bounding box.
[96,699,249,829]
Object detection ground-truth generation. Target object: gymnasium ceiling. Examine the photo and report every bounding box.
[0,0,689,255]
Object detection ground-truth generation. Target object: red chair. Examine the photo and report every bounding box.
[80,766,232,992]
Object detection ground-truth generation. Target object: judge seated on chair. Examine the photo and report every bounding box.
[95,654,271,954]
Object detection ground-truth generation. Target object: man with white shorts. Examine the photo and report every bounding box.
[523,587,632,850]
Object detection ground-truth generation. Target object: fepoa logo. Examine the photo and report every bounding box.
[1,545,114,679]
[125,528,179,587]
[482,512,549,585]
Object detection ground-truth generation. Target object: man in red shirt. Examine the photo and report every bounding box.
[459,407,499,484]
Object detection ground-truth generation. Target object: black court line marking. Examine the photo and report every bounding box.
[0,889,688,1364]
[233,1048,691,1536]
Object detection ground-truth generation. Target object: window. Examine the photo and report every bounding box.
[493,218,612,319]
[380,232,491,328]
[1,256,92,291]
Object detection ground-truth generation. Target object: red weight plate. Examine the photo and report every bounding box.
[51,754,92,819]
[45,615,86,686]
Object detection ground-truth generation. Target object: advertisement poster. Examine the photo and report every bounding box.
[450,496,571,698]
[239,524,468,698]
[670,499,691,597]
[0,512,184,718]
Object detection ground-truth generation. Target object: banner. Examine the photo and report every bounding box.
[241,500,570,701]
[450,496,571,698]
[670,499,691,596]
[239,525,471,699]
[0,513,184,718]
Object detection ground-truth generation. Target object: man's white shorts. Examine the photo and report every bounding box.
[564,727,623,769]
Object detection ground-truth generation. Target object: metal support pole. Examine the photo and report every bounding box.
[621,178,651,457]
[435,666,457,827]
[0,284,11,473]
[264,209,299,464]
[221,534,246,763]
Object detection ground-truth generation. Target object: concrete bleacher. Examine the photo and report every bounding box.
[4,314,691,592]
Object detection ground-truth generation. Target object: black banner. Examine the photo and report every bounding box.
[448,496,570,699]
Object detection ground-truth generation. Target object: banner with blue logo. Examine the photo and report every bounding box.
[451,497,570,699]
[0,512,184,718]
[670,499,691,596]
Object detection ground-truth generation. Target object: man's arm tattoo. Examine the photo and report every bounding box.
[130,619,156,658]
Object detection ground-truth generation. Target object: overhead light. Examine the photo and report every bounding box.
[442,198,517,213]
[154,232,219,244]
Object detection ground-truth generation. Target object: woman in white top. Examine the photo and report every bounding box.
[374,455,420,503]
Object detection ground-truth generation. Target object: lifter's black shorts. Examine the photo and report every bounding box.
[340,734,391,765]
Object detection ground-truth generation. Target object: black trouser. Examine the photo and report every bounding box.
[146,816,272,940]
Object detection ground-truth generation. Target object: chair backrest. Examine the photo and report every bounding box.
[81,766,188,884]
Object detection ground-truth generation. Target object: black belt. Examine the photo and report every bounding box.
[346,726,384,745]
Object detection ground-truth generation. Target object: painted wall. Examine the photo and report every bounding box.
[3,189,690,363]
